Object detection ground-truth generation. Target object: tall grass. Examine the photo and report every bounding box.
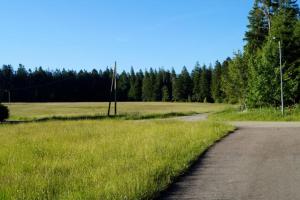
[210,105,300,121]
[0,120,233,199]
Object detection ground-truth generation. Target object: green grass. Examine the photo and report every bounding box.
[210,105,300,121]
[0,119,233,199]
[5,102,232,121]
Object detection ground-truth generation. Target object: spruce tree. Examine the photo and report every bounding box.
[142,70,152,101]
[211,61,224,103]
[199,65,212,102]
[177,66,192,101]
[171,68,179,101]
[128,67,137,100]
[191,62,202,102]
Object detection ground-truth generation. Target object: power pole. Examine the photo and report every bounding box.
[114,62,117,116]
[107,62,117,116]
[279,41,284,116]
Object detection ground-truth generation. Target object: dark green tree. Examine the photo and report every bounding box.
[191,62,202,102]
[211,61,224,103]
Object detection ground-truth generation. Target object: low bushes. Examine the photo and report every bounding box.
[0,104,9,122]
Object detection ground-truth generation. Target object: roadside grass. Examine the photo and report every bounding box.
[4,102,232,121]
[0,119,233,199]
[210,104,300,121]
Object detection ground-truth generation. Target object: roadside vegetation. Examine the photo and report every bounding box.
[211,105,300,121]
[4,102,231,121]
[0,119,233,199]
[0,104,9,122]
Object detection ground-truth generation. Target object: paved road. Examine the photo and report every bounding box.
[160,122,300,200]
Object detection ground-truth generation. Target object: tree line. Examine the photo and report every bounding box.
[0,0,299,106]
[0,62,227,103]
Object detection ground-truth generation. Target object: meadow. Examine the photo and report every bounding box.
[0,119,233,199]
[4,102,232,121]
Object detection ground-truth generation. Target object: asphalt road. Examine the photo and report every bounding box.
[160,122,300,200]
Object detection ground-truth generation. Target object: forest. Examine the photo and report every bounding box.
[0,0,299,107]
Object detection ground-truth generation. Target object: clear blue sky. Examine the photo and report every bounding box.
[0,0,253,72]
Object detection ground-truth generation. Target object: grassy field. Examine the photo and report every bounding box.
[5,102,232,121]
[210,105,300,121]
[0,119,233,199]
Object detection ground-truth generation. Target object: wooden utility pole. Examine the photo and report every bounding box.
[107,62,117,116]
[114,62,117,116]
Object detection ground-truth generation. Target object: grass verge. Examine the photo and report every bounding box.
[210,105,300,121]
[0,119,233,199]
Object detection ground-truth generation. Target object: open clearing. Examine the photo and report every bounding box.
[0,119,233,199]
[4,102,231,121]
[161,122,300,200]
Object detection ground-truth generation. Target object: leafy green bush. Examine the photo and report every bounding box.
[0,104,9,122]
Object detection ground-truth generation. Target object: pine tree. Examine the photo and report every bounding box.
[176,66,192,101]
[161,86,170,102]
[191,62,202,102]
[171,68,178,101]
[211,61,224,103]
[142,70,152,101]
[244,0,269,54]
[154,69,164,101]
[199,65,212,102]
[117,71,130,101]
[135,70,144,101]
[128,67,137,100]
[163,70,173,101]
[226,52,248,105]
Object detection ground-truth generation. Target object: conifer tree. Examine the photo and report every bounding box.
[171,68,179,101]
[128,67,137,100]
[199,65,212,102]
[211,61,224,103]
[191,62,202,102]
[142,70,152,101]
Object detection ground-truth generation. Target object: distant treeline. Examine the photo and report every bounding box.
[0,62,228,103]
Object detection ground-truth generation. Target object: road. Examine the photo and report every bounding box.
[160,121,300,200]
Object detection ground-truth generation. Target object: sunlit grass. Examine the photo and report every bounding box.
[210,105,300,121]
[0,119,233,199]
[5,102,232,121]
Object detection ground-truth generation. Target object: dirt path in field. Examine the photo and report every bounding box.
[159,122,300,200]
[171,113,208,121]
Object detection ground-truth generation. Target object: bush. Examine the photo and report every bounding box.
[0,104,9,122]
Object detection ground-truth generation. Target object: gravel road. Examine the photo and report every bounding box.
[160,122,300,200]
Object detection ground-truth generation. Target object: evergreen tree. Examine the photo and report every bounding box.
[128,67,138,100]
[191,62,202,102]
[163,70,173,101]
[161,86,170,102]
[118,71,130,101]
[244,0,269,54]
[154,69,164,101]
[176,66,192,101]
[224,52,248,105]
[171,68,178,101]
[135,70,144,101]
[199,65,212,102]
[211,61,224,103]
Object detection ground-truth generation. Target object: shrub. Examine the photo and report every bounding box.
[0,104,9,122]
